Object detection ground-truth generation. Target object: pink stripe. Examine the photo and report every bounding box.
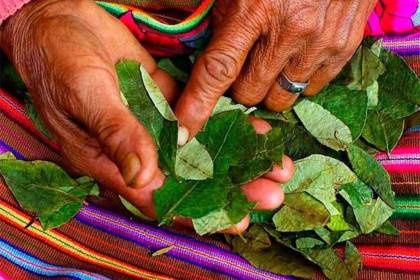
[382,163,420,173]
[0,271,10,280]
[375,146,420,159]
[376,153,420,160]
[0,0,32,24]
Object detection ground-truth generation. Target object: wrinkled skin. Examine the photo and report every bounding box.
[176,0,377,135]
[0,0,294,234]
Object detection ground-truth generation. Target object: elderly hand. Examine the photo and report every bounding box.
[176,0,376,135]
[0,0,295,234]
[0,0,180,191]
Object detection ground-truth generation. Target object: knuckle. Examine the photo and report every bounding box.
[333,36,348,53]
[203,50,240,84]
[96,119,126,158]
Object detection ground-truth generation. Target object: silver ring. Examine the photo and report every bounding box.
[276,72,309,95]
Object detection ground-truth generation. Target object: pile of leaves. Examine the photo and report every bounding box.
[0,40,418,280]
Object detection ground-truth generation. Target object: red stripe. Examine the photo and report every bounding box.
[0,89,60,152]
[67,224,205,280]
[0,199,170,279]
[358,245,420,271]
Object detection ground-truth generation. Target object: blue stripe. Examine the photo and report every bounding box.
[0,238,110,280]
[408,125,420,132]
[0,140,25,160]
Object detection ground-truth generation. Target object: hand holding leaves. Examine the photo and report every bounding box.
[0,0,178,193]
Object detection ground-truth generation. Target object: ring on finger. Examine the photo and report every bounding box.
[276,72,309,96]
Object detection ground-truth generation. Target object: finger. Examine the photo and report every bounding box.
[264,52,323,111]
[66,67,159,188]
[175,15,261,136]
[304,55,351,96]
[248,116,272,135]
[264,155,295,184]
[231,36,295,107]
[118,170,166,219]
[44,111,129,192]
[222,216,250,235]
[241,178,284,210]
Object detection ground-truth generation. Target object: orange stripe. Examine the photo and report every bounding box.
[0,200,172,280]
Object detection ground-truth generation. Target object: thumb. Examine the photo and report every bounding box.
[68,68,159,188]
[175,16,259,136]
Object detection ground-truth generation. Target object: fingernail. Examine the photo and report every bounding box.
[122,152,141,186]
[177,126,189,146]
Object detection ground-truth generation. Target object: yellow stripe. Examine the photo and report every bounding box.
[0,201,171,280]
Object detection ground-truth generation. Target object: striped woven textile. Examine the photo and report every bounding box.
[0,35,419,279]
[0,2,419,278]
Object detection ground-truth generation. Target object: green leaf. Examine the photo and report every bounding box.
[366,81,379,108]
[196,110,257,174]
[229,158,272,185]
[273,193,330,232]
[376,49,420,119]
[353,198,394,234]
[193,209,234,235]
[154,176,229,223]
[0,159,96,230]
[193,188,254,235]
[295,237,325,249]
[336,230,361,243]
[376,221,400,236]
[231,225,317,278]
[140,65,177,121]
[270,121,336,160]
[25,97,53,139]
[250,210,274,224]
[347,144,395,207]
[151,245,174,257]
[257,128,284,164]
[324,202,353,231]
[347,45,385,90]
[0,152,16,160]
[344,242,362,278]
[158,121,179,174]
[314,227,332,244]
[307,85,368,140]
[212,96,255,116]
[282,155,357,205]
[362,111,405,152]
[339,180,373,208]
[253,109,299,124]
[117,61,178,173]
[158,58,189,82]
[116,60,164,142]
[327,214,352,232]
[294,99,353,151]
[266,227,358,280]
[300,246,357,280]
[175,138,213,180]
[119,196,152,221]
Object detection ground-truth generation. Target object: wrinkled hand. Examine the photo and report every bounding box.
[0,0,178,191]
[176,0,376,135]
[0,0,294,235]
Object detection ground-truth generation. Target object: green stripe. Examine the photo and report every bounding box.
[392,196,420,220]
[96,1,215,34]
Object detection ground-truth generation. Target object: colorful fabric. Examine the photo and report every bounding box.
[366,0,420,36]
[0,1,419,279]
[0,33,419,279]
[0,0,31,24]
[2,0,420,55]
